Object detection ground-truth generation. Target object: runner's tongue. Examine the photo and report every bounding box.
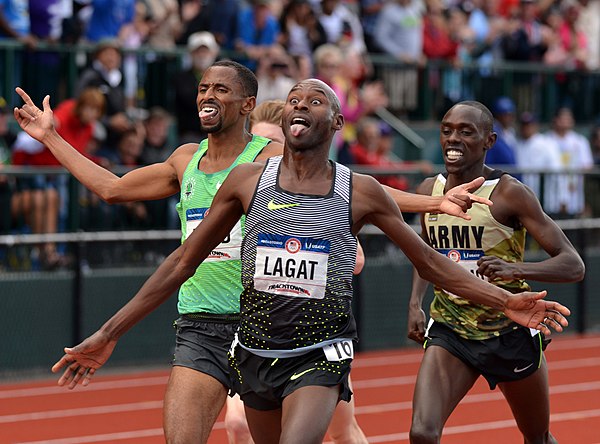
[291,124,307,137]
[199,108,217,120]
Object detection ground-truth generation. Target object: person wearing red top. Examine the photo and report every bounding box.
[11,88,105,269]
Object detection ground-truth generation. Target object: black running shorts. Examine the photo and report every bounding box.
[230,346,353,411]
[425,320,547,389]
[172,315,240,391]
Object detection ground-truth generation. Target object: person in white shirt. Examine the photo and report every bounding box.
[515,112,562,204]
[545,107,594,217]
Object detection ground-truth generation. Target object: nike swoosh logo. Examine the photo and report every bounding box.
[290,368,316,381]
[267,199,300,211]
[513,363,534,373]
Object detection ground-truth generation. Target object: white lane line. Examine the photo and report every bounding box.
[0,376,169,399]
[3,380,599,424]
[346,408,600,443]
[0,401,163,423]
[14,422,226,444]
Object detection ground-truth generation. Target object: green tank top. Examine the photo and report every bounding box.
[175,135,271,314]
[425,172,530,340]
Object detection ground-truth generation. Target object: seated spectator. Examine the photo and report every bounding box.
[10,88,107,268]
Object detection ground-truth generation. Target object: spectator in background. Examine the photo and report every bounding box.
[278,0,327,79]
[545,107,594,218]
[313,43,387,162]
[358,0,386,53]
[553,0,588,114]
[11,88,107,268]
[140,107,173,166]
[374,0,424,114]
[349,117,432,192]
[591,123,600,166]
[486,96,518,167]
[338,46,388,163]
[587,122,600,217]
[515,111,562,202]
[466,0,507,104]
[75,39,132,154]
[235,0,280,71]
[0,0,37,107]
[83,0,135,43]
[0,96,17,234]
[172,31,219,145]
[421,0,461,118]
[577,0,600,71]
[25,0,71,105]
[177,0,238,51]
[317,0,367,54]
[255,44,298,104]
[500,0,548,111]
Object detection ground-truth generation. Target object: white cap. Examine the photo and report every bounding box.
[187,32,219,53]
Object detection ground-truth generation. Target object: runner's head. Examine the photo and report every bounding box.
[282,79,344,152]
[197,60,258,133]
[440,101,496,174]
[249,99,285,144]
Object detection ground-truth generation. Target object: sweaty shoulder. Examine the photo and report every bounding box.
[255,141,284,161]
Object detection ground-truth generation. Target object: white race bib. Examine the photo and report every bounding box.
[438,249,487,301]
[254,233,329,299]
[185,208,242,261]
[323,340,354,361]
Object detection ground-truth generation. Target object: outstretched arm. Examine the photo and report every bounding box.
[51,166,253,388]
[352,174,570,335]
[382,176,492,220]
[14,87,182,203]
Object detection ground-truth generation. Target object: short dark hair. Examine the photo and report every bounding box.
[456,100,493,133]
[212,60,258,98]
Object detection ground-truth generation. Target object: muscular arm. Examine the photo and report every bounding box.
[99,166,252,339]
[51,165,259,387]
[351,173,570,333]
[382,176,492,220]
[14,88,182,203]
[478,176,585,283]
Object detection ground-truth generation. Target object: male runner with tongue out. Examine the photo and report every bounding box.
[17,70,510,443]
[17,79,572,443]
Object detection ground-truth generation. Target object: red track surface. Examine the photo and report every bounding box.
[1,334,599,443]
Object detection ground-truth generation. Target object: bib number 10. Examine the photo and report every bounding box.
[323,340,354,361]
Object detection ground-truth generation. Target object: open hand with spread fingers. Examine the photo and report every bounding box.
[51,330,117,389]
[503,290,570,336]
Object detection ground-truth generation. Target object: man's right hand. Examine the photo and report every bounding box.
[51,330,117,389]
[13,87,56,143]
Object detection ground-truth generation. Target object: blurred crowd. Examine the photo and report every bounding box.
[1,0,600,270]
